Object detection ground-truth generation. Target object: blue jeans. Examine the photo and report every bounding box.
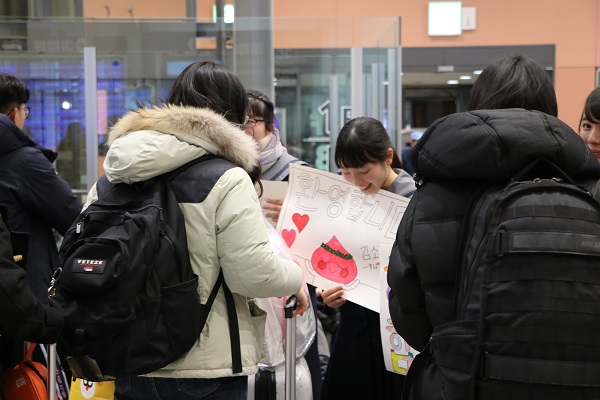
[114,375,248,400]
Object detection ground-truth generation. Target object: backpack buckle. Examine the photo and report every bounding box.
[66,355,115,382]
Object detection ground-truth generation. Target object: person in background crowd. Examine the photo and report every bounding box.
[401,130,424,177]
[83,61,307,400]
[320,116,415,400]
[245,90,309,223]
[0,73,82,304]
[56,122,85,189]
[578,86,600,162]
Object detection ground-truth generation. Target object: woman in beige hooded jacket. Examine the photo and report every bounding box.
[85,61,307,400]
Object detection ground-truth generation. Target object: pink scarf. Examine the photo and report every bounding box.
[259,128,286,170]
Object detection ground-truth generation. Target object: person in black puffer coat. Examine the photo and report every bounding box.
[0,211,64,385]
[387,55,600,400]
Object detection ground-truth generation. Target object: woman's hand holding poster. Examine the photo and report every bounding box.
[276,164,410,312]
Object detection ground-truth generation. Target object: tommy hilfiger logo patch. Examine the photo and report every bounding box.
[74,259,107,273]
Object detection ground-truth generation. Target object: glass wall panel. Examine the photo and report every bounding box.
[0,15,400,191]
[273,17,401,171]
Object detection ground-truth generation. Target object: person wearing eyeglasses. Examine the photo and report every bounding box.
[245,90,310,223]
[0,73,82,304]
[245,90,328,400]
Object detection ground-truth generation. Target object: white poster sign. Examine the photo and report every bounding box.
[379,244,419,375]
[277,164,410,312]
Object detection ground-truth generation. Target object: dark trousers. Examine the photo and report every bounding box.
[114,375,248,400]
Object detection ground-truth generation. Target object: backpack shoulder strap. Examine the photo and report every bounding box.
[165,154,220,182]
[95,175,111,198]
[97,154,220,195]
[165,154,242,374]
[95,155,221,206]
[402,341,433,399]
[263,153,308,181]
[222,280,242,374]
[510,158,574,184]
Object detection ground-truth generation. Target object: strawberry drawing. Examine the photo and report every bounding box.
[310,236,358,284]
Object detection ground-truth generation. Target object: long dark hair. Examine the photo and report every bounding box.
[467,55,558,117]
[335,117,401,169]
[166,61,261,185]
[166,61,248,125]
[581,86,600,126]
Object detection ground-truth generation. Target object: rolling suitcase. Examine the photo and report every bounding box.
[47,344,57,400]
[252,295,313,400]
[283,296,298,400]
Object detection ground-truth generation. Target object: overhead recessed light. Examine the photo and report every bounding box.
[447,80,459,84]
[459,75,472,80]
[473,70,483,75]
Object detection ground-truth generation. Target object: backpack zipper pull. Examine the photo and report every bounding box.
[48,267,62,298]
[76,221,83,233]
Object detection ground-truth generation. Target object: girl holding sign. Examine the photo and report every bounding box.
[320,117,416,399]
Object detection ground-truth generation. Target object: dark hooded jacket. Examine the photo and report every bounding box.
[0,114,82,302]
[387,109,600,399]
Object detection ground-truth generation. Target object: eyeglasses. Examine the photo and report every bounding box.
[244,118,266,128]
[8,106,30,119]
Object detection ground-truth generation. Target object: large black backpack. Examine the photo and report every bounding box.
[429,159,600,399]
[49,155,241,381]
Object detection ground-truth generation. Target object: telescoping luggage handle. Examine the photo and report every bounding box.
[284,296,297,400]
[47,343,57,400]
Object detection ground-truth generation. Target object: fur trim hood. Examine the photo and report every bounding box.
[106,105,259,179]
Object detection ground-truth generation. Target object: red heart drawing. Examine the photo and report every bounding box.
[282,229,297,248]
[292,213,310,233]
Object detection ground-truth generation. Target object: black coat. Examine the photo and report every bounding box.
[0,114,82,302]
[387,109,600,399]
[0,213,64,382]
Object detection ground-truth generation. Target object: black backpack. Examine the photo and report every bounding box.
[49,156,241,381]
[429,159,600,399]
